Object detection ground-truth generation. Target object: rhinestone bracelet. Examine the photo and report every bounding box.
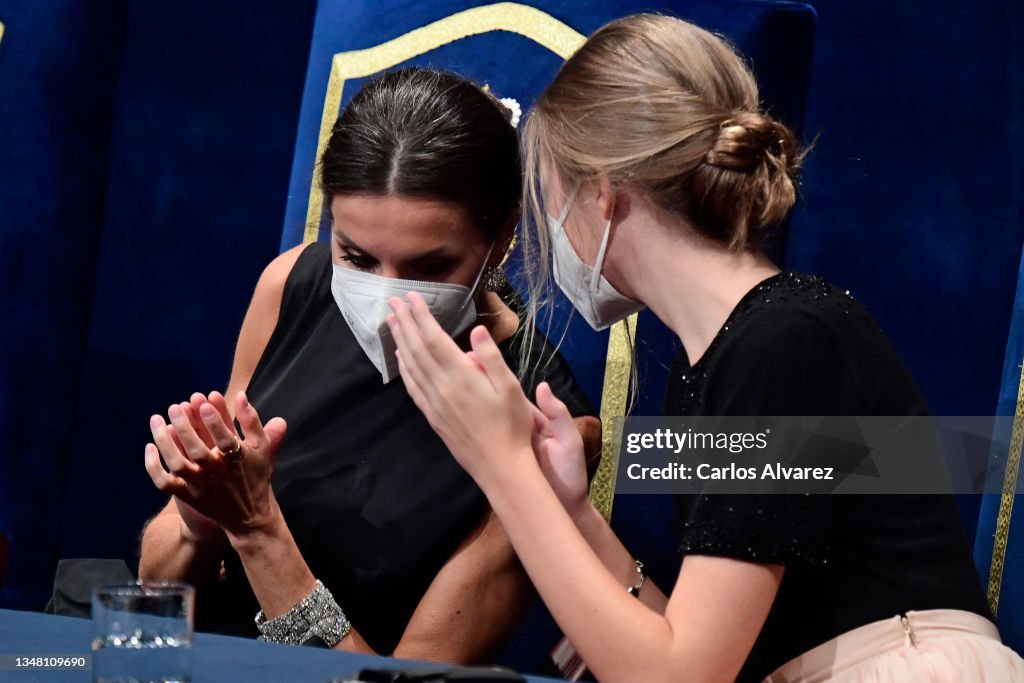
[255,579,352,647]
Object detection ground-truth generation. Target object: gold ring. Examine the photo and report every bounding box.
[221,440,244,464]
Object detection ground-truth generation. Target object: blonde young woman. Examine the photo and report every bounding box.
[386,14,1024,683]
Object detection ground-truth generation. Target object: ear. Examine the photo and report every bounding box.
[595,175,631,224]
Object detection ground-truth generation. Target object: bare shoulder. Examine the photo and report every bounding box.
[255,242,313,298]
[227,242,315,394]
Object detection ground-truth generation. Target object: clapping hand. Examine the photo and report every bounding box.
[144,390,288,542]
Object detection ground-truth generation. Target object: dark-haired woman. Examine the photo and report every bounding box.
[387,15,1024,683]
[137,68,599,661]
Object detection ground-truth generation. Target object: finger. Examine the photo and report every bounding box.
[144,443,187,495]
[530,403,548,432]
[166,424,187,459]
[469,325,518,394]
[465,351,488,374]
[396,348,435,423]
[234,391,267,449]
[262,417,288,459]
[150,414,200,476]
[168,404,216,465]
[199,402,241,455]
[408,292,477,368]
[208,391,238,436]
[187,393,215,448]
[530,404,549,452]
[386,305,437,392]
[388,297,445,375]
[536,382,579,442]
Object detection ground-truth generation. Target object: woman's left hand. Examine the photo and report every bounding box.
[387,292,536,488]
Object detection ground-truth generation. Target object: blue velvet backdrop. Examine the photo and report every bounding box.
[0,0,1021,656]
[0,0,318,607]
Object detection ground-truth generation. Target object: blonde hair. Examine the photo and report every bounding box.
[517,13,804,385]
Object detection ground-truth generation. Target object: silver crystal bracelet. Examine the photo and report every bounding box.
[255,579,352,647]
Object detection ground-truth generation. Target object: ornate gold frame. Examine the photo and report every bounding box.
[987,363,1024,615]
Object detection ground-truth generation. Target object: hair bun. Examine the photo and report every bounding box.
[704,111,795,172]
[689,110,802,248]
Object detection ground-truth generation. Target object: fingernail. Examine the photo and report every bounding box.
[168,405,181,419]
[150,415,162,429]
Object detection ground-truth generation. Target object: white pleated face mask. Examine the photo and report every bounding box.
[331,246,491,383]
[547,186,645,331]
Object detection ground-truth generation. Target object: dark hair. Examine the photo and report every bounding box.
[319,68,521,240]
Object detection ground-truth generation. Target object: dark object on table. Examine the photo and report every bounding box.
[340,666,526,682]
[43,558,134,617]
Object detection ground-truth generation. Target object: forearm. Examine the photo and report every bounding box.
[227,507,317,619]
[138,514,225,586]
[228,508,379,653]
[391,511,532,663]
[572,501,668,614]
[485,456,680,683]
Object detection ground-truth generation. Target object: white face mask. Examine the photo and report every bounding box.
[331,246,491,383]
[547,186,645,331]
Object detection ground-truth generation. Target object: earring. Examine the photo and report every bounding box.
[485,266,509,292]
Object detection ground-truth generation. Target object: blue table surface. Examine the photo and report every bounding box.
[0,609,561,682]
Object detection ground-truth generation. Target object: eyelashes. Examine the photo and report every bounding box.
[338,246,454,279]
[339,251,376,270]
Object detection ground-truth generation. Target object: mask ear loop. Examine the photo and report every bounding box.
[589,195,616,295]
[554,184,580,227]
[457,241,497,315]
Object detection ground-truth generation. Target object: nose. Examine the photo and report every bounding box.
[379,265,403,280]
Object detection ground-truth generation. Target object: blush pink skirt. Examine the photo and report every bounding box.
[763,609,1024,682]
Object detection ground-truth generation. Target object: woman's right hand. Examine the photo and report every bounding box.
[161,393,231,543]
[145,390,288,543]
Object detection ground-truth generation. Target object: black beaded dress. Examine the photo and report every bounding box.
[199,243,594,652]
[663,272,990,682]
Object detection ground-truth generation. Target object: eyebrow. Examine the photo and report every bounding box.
[333,228,456,263]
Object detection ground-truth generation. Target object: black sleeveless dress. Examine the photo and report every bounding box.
[664,273,991,682]
[199,243,593,652]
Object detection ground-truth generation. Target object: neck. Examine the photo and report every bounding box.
[610,217,780,367]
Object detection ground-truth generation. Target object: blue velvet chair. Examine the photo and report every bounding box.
[281,0,815,672]
[0,0,316,610]
[973,245,1024,654]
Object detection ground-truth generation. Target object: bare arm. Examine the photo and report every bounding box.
[138,243,310,582]
[137,499,226,586]
[489,456,781,683]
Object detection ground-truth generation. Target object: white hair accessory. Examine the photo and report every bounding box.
[499,97,521,128]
